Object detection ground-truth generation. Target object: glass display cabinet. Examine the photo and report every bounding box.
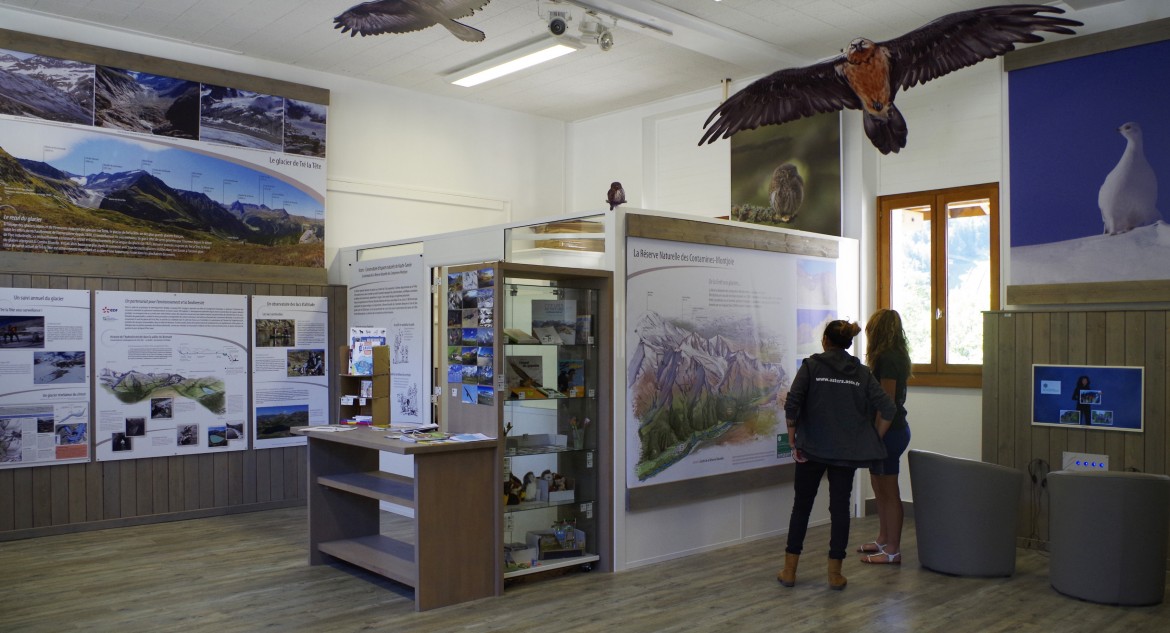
[441,261,612,584]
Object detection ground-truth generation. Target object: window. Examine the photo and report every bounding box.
[877,183,999,388]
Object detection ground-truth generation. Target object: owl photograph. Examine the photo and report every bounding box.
[729,111,840,237]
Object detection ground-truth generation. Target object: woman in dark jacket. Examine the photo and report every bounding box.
[778,320,895,591]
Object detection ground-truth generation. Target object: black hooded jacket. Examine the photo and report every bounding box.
[784,348,895,466]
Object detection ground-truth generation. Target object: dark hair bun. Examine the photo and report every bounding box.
[824,319,860,349]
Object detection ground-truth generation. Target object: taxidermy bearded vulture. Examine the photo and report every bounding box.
[334,0,491,42]
[699,4,1081,154]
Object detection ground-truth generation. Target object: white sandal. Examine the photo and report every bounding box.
[860,550,901,564]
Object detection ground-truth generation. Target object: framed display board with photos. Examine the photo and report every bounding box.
[1032,364,1144,432]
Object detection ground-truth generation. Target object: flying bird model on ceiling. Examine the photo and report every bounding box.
[699,4,1081,154]
[334,0,492,42]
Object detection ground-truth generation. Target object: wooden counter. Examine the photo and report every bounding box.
[292,426,500,611]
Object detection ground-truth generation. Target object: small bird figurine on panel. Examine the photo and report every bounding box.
[699,4,1081,154]
[607,182,626,211]
[334,0,492,42]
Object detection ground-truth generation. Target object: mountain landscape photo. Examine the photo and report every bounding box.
[0,48,94,125]
[255,405,309,439]
[0,134,325,266]
[284,99,327,158]
[95,66,199,138]
[628,311,787,481]
[200,85,284,151]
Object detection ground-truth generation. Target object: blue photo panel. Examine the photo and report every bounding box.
[1032,364,1143,432]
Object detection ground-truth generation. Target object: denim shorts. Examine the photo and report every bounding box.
[870,423,911,475]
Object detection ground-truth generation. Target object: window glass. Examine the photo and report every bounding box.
[878,183,998,387]
[890,205,932,366]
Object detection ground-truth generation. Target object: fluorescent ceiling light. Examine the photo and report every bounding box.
[449,38,583,88]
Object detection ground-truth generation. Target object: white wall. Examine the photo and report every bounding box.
[0,7,569,285]
[568,88,727,216]
[875,63,1003,196]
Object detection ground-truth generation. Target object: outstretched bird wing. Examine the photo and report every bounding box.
[334,0,491,37]
[699,4,1079,147]
[699,58,859,145]
[881,4,1081,92]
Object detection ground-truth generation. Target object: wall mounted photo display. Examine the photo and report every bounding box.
[0,42,328,268]
[93,291,248,462]
[1031,364,1143,432]
[729,112,842,237]
[1008,37,1170,293]
[0,288,92,470]
[252,296,329,448]
[625,232,846,494]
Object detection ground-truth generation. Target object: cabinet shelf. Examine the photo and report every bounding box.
[504,395,594,404]
[504,496,592,514]
[317,471,415,507]
[505,445,591,457]
[504,342,592,348]
[504,553,600,579]
[296,427,498,610]
[318,535,416,585]
[336,345,389,425]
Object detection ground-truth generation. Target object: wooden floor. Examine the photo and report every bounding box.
[2,506,1166,633]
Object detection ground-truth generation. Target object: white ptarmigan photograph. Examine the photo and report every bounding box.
[1009,38,1168,287]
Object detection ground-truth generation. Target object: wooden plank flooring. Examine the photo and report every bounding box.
[1,507,1166,633]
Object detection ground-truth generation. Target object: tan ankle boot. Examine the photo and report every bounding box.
[828,558,847,590]
[777,553,799,587]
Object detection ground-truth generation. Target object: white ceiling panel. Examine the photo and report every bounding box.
[0,0,1149,120]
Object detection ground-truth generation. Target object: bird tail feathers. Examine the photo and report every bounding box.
[443,19,486,42]
[863,104,908,155]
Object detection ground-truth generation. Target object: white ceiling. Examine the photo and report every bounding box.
[0,0,1125,121]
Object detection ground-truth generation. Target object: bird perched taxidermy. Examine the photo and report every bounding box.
[334,0,491,42]
[699,4,1081,154]
[606,182,626,211]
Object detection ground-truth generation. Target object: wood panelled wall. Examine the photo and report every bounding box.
[982,310,1170,547]
[0,270,348,541]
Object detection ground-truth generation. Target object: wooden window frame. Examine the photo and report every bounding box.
[876,183,1000,388]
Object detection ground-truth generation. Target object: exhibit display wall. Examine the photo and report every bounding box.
[0,270,345,541]
[983,310,1170,560]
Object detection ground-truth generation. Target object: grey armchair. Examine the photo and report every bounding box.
[908,449,1024,576]
[1048,470,1170,606]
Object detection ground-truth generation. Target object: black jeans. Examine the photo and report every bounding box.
[785,459,856,560]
